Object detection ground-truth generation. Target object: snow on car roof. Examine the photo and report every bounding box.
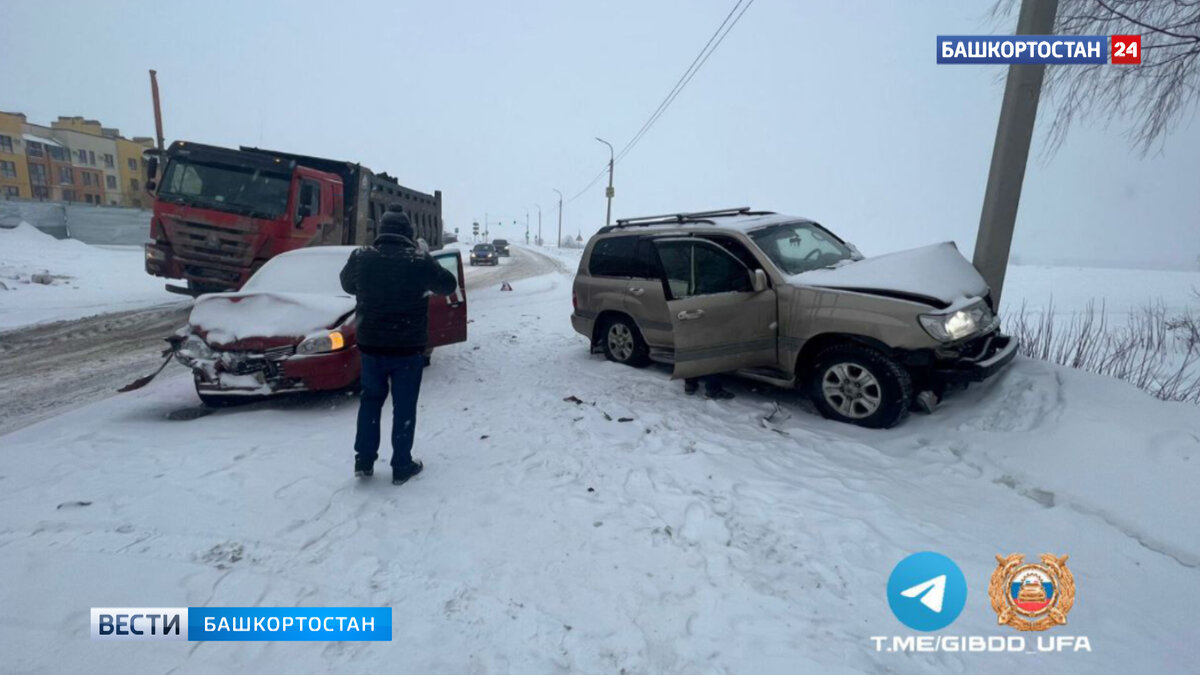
[274,245,359,258]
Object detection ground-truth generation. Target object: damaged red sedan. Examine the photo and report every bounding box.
[173,246,467,405]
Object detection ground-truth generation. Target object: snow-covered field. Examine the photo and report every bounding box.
[1,244,1198,673]
[0,224,181,330]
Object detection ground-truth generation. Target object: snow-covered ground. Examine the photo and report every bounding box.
[0,224,181,330]
[2,245,1198,673]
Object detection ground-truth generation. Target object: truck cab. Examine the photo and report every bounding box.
[144,141,343,295]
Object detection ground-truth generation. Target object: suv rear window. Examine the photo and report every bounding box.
[589,236,639,277]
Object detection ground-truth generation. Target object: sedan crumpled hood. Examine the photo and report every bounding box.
[189,291,355,348]
[788,242,989,308]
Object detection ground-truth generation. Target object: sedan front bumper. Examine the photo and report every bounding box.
[180,343,360,395]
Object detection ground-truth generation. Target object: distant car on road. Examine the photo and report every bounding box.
[173,246,467,405]
[491,239,511,256]
[570,207,1017,429]
[471,243,499,266]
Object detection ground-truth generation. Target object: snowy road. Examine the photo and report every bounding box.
[0,246,559,436]
[2,251,1198,673]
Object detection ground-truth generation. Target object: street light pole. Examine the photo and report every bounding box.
[595,137,614,227]
[553,188,563,248]
[535,203,542,246]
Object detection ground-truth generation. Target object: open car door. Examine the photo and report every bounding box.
[428,250,468,348]
[654,238,778,380]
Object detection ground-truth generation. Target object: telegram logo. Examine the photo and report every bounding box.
[887,552,968,631]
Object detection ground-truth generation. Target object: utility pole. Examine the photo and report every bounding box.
[972,0,1058,308]
[525,210,530,244]
[596,137,615,227]
[535,203,542,246]
[149,69,165,151]
[553,188,563,248]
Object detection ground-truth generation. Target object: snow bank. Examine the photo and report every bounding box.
[0,223,182,330]
[2,260,1199,672]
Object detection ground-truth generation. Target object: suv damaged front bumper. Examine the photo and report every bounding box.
[899,331,1019,386]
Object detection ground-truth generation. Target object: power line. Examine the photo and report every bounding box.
[616,0,750,164]
[566,0,755,204]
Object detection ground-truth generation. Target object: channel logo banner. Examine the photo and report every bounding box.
[91,607,392,641]
[937,35,1108,65]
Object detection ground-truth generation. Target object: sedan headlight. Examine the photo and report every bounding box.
[297,330,346,355]
[919,303,995,342]
[180,334,213,358]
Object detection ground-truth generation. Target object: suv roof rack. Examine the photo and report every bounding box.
[600,207,776,233]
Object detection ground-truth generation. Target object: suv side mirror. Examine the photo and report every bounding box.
[751,268,768,293]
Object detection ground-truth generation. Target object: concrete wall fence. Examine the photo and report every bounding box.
[0,198,151,245]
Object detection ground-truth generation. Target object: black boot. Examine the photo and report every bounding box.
[705,385,734,400]
[684,378,699,395]
[354,454,375,478]
[392,459,424,486]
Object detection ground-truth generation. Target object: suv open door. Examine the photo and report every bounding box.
[428,250,468,347]
[654,238,777,379]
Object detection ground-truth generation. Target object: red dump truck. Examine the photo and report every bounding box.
[143,140,443,295]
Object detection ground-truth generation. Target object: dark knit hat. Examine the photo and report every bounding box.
[380,205,414,238]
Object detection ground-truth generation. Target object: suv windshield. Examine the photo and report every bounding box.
[749,221,854,275]
[492,239,508,245]
[159,159,292,219]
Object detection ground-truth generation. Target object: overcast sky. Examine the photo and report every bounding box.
[2,0,1197,268]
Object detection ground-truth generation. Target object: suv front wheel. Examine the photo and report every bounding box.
[809,343,912,429]
[600,315,651,368]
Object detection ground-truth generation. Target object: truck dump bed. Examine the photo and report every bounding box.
[241,146,443,249]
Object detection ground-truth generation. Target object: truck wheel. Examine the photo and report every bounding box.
[600,315,651,368]
[809,343,911,429]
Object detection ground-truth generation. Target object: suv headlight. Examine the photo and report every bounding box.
[297,330,346,355]
[919,303,994,342]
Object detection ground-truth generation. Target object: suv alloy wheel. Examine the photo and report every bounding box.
[809,343,912,428]
[600,315,651,367]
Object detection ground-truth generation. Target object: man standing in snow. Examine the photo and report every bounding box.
[340,205,458,485]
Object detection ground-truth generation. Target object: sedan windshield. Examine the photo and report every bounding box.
[474,245,495,252]
[749,221,854,275]
[241,250,352,295]
[159,159,291,219]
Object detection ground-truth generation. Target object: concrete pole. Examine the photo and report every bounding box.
[553,188,563,248]
[536,203,542,246]
[596,137,615,227]
[972,0,1058,308]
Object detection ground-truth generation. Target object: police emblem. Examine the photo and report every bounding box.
[989,553,1075,631]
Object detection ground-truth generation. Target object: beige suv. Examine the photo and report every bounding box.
[570,207,1017,428]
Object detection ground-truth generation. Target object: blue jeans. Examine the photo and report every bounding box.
[355,352,425,468]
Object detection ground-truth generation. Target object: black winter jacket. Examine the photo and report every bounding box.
[339,234,458,355]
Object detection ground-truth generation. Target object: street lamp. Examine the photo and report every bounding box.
[595,137,614,227]
[552,188,563,248]
[535,203,542,246]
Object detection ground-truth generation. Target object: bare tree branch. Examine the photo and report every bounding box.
[993,0,1200,155]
